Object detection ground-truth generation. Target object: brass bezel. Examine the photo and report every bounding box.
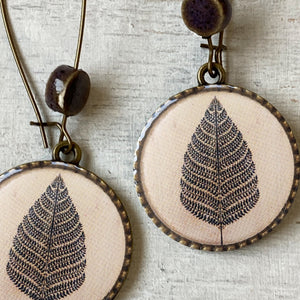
[134,84,300,251]
[0,160,132,299]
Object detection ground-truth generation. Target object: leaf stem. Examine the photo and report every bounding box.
[214,97,223,245]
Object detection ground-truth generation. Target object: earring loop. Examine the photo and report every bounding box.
[53,141,82,165]
[198,62,226,85]
[0,0,87,148]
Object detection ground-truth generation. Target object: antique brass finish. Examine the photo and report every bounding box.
[53,141,82,165]
[0,0,48,147]
[198,62,226,85]
[199,31,227,85]
[181,0,231,85]
[0,0,87,150]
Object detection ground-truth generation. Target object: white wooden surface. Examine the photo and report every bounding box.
[0,0,300,299]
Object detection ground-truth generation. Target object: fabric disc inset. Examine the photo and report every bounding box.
[0,161,131,299]
[134,85,299,251]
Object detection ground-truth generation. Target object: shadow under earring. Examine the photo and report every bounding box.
[0,1,131,299]
[134,0,299,251]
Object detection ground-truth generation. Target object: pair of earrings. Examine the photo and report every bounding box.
[0,0,299,299]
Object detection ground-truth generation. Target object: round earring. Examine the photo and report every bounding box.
[134,0,299,251]
[0,1,131,298]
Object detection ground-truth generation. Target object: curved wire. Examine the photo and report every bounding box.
[30,121,73,148]
[0,0,48,147]
[59,0,87,146]
[0,0,87,148]
[58,0,87,148]
[74,0,87,70]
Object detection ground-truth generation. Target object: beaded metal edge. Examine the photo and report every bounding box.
[0,160,132,299]
[134,84,300,252]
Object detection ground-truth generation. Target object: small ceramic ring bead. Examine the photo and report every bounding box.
[45,65,91,116]
[182,0,232,37]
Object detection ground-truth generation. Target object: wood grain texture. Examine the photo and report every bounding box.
[0,0,299,299]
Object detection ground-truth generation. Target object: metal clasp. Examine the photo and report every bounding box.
[198,31,227,85]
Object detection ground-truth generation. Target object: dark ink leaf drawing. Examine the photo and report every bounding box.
[7,175,86,300]
[180,98,259,245]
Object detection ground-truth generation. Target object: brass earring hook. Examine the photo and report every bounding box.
[181,0,232,86]
[199,31,227,85]
[0,0,87,148]
[58,0,87,145]
[0,0,48,147]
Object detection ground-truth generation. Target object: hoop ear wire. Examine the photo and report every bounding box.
[0,0,87,148]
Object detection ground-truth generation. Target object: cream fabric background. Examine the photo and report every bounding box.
[0,0,299,299]
[139,90,295,245]
[0,166,126,299]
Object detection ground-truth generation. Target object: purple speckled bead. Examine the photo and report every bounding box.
[45,65,90,116]
[182,0,232,37]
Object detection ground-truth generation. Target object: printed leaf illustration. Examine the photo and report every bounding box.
[7,175,86,300]
[180,97,259,245]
